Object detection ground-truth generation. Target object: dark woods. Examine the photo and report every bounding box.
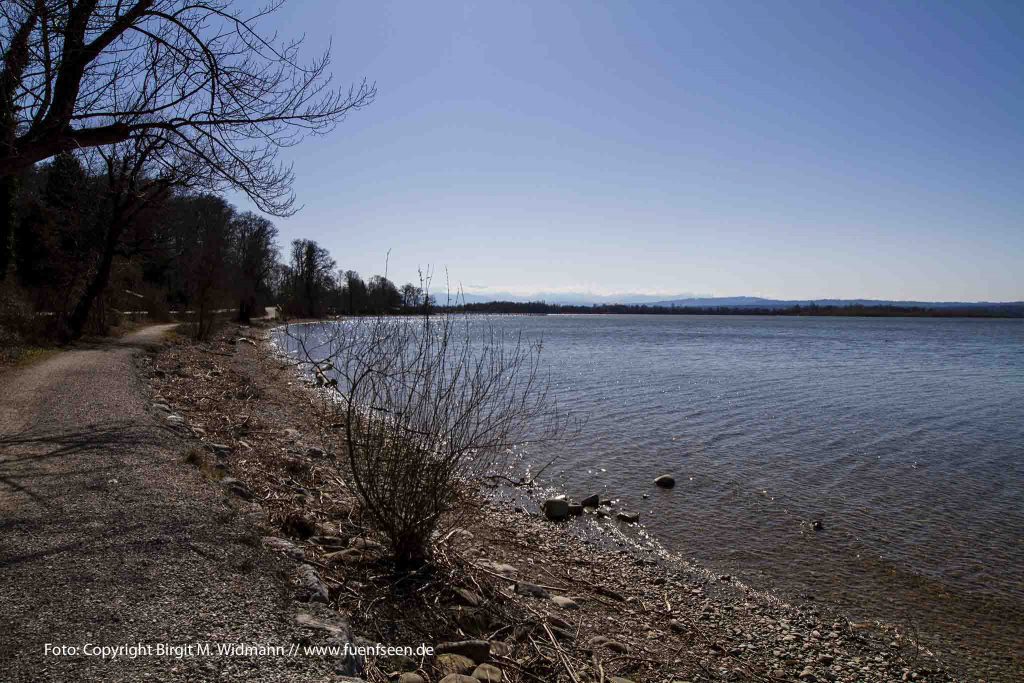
[1,152,433,341]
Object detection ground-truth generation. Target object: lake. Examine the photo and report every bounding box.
[278,314,1024,676]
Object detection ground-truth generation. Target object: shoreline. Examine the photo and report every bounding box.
[272,316,1023,681]
[143,321,978,682]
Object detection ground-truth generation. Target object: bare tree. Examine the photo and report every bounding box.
[284,314,568,567]
[175,192,234,339]
[399,282,422,310]
[285,238,335,317]
[65,136,184,337]
[230,211,277,323]
[62,112,251,338]
[366,273,400,314]
[341,269,366,314]
[1,0,374,274]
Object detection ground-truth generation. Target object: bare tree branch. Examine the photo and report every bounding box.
[0,0,375,215]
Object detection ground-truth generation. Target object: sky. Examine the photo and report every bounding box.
[233,1,1024,302]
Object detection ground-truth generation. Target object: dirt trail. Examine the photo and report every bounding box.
[0,326,336,681]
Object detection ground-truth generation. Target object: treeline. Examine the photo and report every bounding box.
[1,154,431,342]
[278,240,435,320]
[456,301,1024,318]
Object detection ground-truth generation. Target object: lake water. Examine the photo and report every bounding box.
[278,315,1024,677]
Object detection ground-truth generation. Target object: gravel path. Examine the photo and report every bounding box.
[0,326,338,682]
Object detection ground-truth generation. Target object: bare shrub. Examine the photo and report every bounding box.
[285,314,567,567]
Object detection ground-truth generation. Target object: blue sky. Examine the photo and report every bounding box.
[236,1,1024,301]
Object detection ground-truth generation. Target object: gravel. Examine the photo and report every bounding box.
[0,326,340,681]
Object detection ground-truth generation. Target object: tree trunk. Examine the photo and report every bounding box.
[238,298,254,324]
[0,174,15,279]
[67,220,122,339]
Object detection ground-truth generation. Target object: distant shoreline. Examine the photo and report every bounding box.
[447,301,1024,318]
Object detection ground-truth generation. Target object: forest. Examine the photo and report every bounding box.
[0,151,432,342]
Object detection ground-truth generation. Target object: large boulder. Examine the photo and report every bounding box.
[580,494,600,508]
[449,606,493,636]
[589,635,629,654]
[436,654,476,676]
[220,477,253,500]
[476,560,517,576]
[654,474,675,488]
[472,663,504,682]
[541,498,569,521]
[294,610,351,637]
[551,595,579,609]
[294,564,329,603]
[293,609,363,675]
[310,535,346,549]
[349,536,386,552]
[262,536,305,561]
[515,581,550,599]
[452,587,483,607]
[440,675,478,683]
[325,548,379,566]
[436,639,490,663]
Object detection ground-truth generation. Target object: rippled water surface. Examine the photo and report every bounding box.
[280,315,1024,676]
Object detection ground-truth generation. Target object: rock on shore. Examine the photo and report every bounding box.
[541,498,569,521]
[654,474,675,488]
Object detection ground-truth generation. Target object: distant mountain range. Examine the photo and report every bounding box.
[450,291,677,306]
[647,296,1024,310]
[454,292,1023,309]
